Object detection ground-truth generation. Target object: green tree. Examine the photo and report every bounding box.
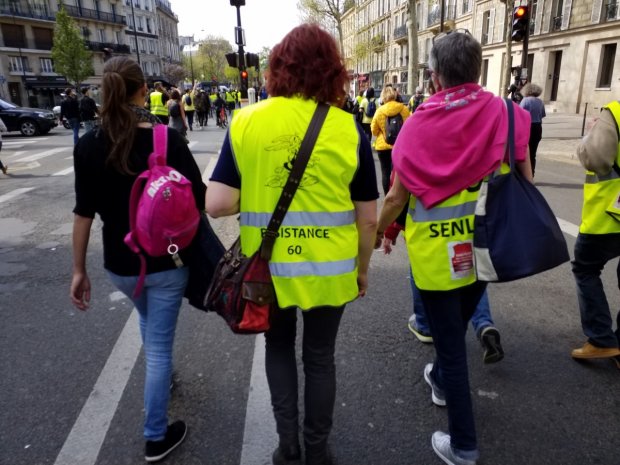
[195,36,234,84]
[162,63,185,87]
[51,7,93,89]
[407,0,420,94]
[298,0,346,56]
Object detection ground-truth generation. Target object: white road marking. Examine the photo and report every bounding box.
[53,310,141,465]
[14,147,67,163]
[557,217,579,238]
[0,188,35,205]
[52,166,74,176]
[2,140,39,147]
[239,334,277,465]
[6,150,27,160]
[202,157,218,185]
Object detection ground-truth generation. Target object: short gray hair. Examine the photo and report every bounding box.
[521,83,543,97]
[429,32,482,89]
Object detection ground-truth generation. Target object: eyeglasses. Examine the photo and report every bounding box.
[432,28,472,44]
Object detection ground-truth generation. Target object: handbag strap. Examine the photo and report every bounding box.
[504,97,516,171]
[260,102,330,260]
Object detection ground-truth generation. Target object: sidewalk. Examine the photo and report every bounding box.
[537,112,591,163]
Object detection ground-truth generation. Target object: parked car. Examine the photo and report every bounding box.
[0,98,57,136]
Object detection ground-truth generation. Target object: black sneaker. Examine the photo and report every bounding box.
[145,421,187,462]
[479,326,504,364]
[272,443,302,465]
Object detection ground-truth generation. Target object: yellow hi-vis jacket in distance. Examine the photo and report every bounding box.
[579,101,620,234]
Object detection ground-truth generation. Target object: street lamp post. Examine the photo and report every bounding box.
[230,0,247,97]
[188,41,195,86]
[129,0,141,65]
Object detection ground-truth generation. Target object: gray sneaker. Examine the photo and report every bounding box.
[408,319,433,343]
[479,326,504,364]
[431,431,478,465]
[423,363,446,407]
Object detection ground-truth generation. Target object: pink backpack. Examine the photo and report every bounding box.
[124,124,199,297]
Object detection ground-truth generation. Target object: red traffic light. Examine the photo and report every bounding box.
[514,6,527,18]
[240,70,248,79]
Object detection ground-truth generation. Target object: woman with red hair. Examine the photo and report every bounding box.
[206,24,379,465]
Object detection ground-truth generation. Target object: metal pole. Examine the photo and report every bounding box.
[189,42,195,85]
[10,1,30,102]
[520,0,531,73]
[440,0,445,32]
[130,0,140,65]
[581,102,588,137]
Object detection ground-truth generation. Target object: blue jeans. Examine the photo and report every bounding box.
[107,267,188,441]
[572,232,620,348]
[409,272,494,336]
[83,119,96,133]
[68,117,80,145]
[420,281,487,454]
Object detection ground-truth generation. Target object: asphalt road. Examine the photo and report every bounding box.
[0,119,618,465]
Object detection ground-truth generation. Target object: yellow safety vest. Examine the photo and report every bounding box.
[579,101,620,234]
[230,96,361,309]
[149,91,167,117]
[225,91,235,103]
[183,93,195,112]
[404,163,509,291]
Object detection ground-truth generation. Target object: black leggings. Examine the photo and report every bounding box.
[265,305,344,459]
[377,149,393,196]
[529,123,543,176]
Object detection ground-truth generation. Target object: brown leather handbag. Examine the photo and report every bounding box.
[204,103,330,334]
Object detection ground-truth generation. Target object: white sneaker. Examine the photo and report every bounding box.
[423,363,446,406]
[432,431,478,465]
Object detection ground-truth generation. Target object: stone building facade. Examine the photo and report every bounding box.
[342,0,619,113]
[0,0,181,109]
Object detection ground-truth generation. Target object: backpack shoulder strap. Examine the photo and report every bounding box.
[149,124,168,168]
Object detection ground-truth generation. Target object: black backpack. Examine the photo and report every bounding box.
[365,98,377,118]
[385,113,403,145]
[185,94,192,106]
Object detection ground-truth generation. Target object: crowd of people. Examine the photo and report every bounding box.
[68,23,619,465]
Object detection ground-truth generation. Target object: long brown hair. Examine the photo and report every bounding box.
[100,56,145,174]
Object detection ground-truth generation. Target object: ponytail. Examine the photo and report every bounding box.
[99,57,145,175]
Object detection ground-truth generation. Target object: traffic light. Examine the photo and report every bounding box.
[225,52,239,68]
[245,52,260,71]
[240,69,249,93]
[511,5,529,42]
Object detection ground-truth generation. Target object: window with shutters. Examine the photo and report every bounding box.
[597,43,616,88]
[40,58,54,73]
[530,0,539,34]
[481,59,489,87]
[1,24,26,48]
[33,27,54,50]
[98,29,106,43]
[9,56,30,72]
[481,10,490,45]
[551,0,564,31]
[604,1,619,21]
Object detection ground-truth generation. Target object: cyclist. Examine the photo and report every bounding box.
[214,92,227,128]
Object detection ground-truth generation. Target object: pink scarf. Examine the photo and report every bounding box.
[392,83,530,209]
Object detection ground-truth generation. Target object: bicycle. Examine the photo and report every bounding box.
[218,107,228,129]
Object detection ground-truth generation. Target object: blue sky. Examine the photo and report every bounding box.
[175,0,301,51]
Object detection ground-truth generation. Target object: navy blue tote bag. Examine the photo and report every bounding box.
[184,213,225,311]
[473,99,570,282]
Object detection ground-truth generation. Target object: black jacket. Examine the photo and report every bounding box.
[60,97,80,120]
[79,96,98,121]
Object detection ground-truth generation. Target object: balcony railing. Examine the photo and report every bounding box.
[155,0,178,20]
[605,2,618,21]
[394,24,408,42]
[9,64,33,72]
[371,35,385,51]
[0,1,55,21]
[85,41,130,54]
[428,4,456,27]
[552,15,562,31]
[60,4,126,25]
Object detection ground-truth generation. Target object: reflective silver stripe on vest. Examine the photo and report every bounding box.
[409,200,478,222]
[270,258,356,277]
[585,170,620,184]
[240,210,355,227]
